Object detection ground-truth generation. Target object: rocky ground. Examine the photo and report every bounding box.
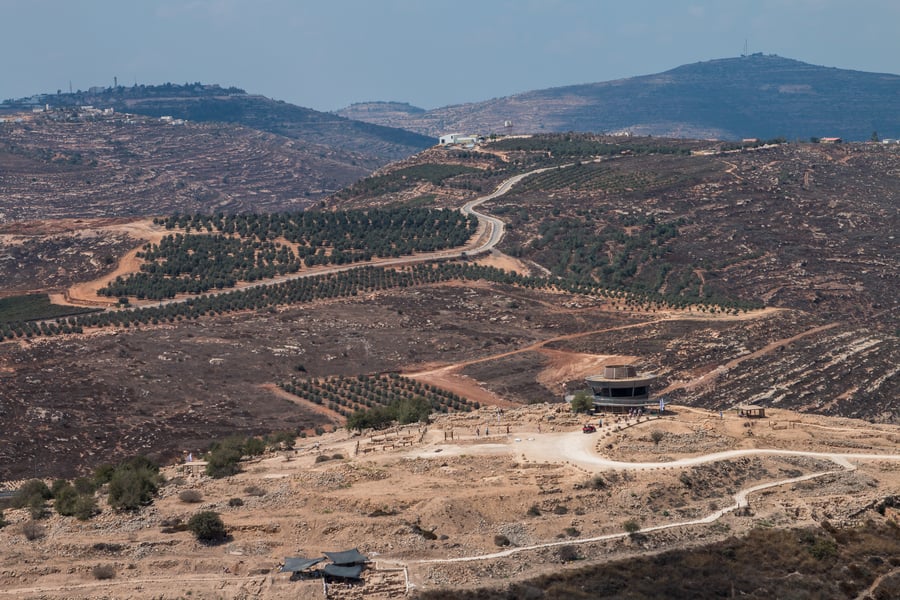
[0,404,897,599]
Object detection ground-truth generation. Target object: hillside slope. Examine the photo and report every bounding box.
[338,55,900,141]
[3,83,434,163]
[0,112,369,222]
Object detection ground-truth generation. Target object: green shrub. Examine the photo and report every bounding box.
[346,396,433,431]
[73,477,97,495]
[107,457,161,510]
[51,479,70,498]
[243,437,266,456]
[623,519,641,534]
[267,430,296,450]
[13,480,52,519]
[494,534,511,547]
[205,436,245,478]
[228,497,244,507]
[570,390,593,414]
[527,505,542,517]
[187,511,227,543]
[74,495,98,521]
[13,479,52,506]
[93,464,116,485]
[809,538,838,560]
[54,484,79,516]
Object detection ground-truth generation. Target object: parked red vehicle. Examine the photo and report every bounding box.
[582,424,596,434]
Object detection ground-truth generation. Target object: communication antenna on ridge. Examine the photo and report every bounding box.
[742,39,749,57]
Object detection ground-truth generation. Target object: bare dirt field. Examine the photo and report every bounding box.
[0,404,897,599]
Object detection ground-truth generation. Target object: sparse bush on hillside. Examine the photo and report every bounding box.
[205,435,277,478]
[106,456,162,511]
[73,495,98,521]
[73,477,97,495]
[624,519,641,534]
[228,497,244,507]
[178,490,203,503]
[50,479,69,498]
[22,520,45,541]
[494,534,511,547]
[53,483,79,516]
[187,510,227,543]
[243,436,266,456]
[243,485,266,497]
[267,430,297,450]
[589,475,607,490]
[92,564,115,580]
[205,436,245,479]
[12,479,52,520]
[558,545,580,562]
[93,464,116,485]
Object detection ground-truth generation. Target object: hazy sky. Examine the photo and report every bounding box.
[3,0,899,111]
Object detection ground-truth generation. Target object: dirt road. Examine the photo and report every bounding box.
[400,426,900,566]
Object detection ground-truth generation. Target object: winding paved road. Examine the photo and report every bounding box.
[461,164,572,252]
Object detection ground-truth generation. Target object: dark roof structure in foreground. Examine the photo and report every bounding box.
[281,557,324,573]
[324,548,368,565]
[323,564,364,579]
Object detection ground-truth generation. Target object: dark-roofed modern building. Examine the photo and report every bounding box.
[585,365,658,411]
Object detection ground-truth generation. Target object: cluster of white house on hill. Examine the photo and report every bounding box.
[438,133,484,147]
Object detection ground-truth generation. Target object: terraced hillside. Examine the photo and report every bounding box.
[482,136,899,326]
[0,112,367,222]
[0,132,896,483]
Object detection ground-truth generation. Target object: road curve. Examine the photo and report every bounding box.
[395,428,900,569]
[77,164,562,315]
[461,164,572,253]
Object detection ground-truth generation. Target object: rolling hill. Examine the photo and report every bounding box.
[337,54,900,141]
[2,83,435,163]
